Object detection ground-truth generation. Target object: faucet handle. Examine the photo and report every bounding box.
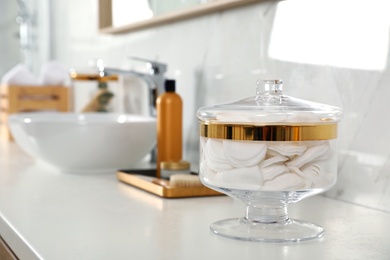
[128,56,167,75]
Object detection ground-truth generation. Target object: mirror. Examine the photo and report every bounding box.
[99,0,262,34]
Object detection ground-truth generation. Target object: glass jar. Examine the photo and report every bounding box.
[197,79,342,242]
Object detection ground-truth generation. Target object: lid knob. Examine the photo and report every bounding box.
[256,79,283,95]
[255,79,285,105]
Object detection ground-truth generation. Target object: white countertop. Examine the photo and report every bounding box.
[1,140,390,260]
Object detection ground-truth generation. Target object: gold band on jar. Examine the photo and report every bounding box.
[199,122,337,141]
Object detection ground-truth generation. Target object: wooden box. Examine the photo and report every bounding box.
[0,85,71,140]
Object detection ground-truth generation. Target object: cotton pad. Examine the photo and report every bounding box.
[204,139,233,172]
[223,140,267,168]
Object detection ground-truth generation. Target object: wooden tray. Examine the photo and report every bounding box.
[117,169,222,198]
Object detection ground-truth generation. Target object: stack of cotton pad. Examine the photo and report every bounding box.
[200,138,332,191]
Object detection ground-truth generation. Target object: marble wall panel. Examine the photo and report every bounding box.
[22,0,390,212]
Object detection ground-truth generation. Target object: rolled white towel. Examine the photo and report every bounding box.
[38,60,69,86]
[120,76,150,116]
[1,64,38,85]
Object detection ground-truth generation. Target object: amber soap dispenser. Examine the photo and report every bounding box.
[156,79,183,177]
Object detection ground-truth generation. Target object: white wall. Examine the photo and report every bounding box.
[23,0,390,212]
[0,0,51,77]
[0,0,22,76]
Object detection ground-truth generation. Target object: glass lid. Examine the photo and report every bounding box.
[197,79,342,125]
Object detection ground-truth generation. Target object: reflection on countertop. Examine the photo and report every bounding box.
[1,140,390,259]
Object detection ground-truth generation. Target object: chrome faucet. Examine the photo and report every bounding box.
[97,57,167,164]
[97,57,167,116]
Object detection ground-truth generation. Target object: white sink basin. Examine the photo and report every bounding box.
[8,112,156,173]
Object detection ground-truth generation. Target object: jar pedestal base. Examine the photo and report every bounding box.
[210,218,324,243]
